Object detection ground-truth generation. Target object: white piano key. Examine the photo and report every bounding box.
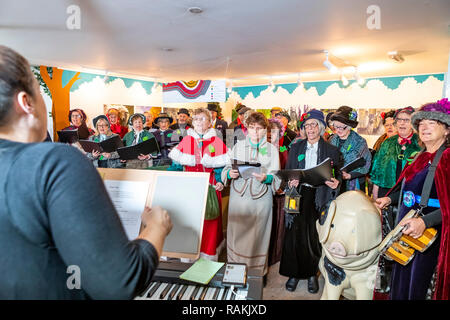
[190,286,201,300]
[218,288,226,300]
[181,285,196,300]
[204,287,216,300]
[176,285,188,300]
[160,283,175,300]
[149,283,168,300]
[135,282,156,300]
[225,287,233,300]
[167,284,181,300]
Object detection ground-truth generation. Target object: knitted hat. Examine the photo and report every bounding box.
[154,112,173,124]
[330,106,358,128]
[394,106,415,119]
[411,98,450,131]
[299,109,326,129]
[128,113,146,126]
[178,108,190,116]
[93,115,110,128]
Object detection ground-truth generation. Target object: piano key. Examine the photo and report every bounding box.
[160,283,174,300]
[146,282,162,298]
[198,287,208,300]
[168,284,180,300]
[190,286,200,300]
[149,283,168,300]
[216,288,225,300]
[138,282,157,299]
[230,287,236,300]
[222,288,232,300]
[181,285,196,301]
[176,285,188,300]
[204,287,216,300]
[222,287,229,300]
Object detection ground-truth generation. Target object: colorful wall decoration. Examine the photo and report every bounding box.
[163,80,226,103]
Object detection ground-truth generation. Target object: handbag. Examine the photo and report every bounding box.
[205,185,220,220]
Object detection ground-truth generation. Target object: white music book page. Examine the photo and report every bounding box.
[104,179,150,239]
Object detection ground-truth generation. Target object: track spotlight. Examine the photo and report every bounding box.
[388,51,404,63]
[323,50,338,73]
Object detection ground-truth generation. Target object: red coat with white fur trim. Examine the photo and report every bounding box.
[168,128,229,258]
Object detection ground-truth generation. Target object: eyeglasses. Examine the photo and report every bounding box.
[395,118,411,123]
[304,122,318,129]
[97,124,109,128]
[71,114,82,119]
[334,125,348,130]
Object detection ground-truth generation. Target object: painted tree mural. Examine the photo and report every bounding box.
[39,66,80,140]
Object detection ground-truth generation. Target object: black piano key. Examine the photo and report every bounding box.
[212,288,220,300]
[147,282,161,298]
[199,287,208,300]
[190,286,200,300]
[168,284,180,300]
[176,285,188,300]
[222,287,229,300]
[160,283,174,300]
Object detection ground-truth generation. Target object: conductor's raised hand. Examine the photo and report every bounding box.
[141,206,172,237]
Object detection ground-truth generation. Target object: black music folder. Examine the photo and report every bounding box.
[79,135,124,153]
[117,137,160,160]
[275,157,332,187]
[231,159,262,180]
[57,129,79,144]
[340,157,366,173]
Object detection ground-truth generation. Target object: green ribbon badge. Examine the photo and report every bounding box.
[208,144,215,153]
[142,136,149,141]
[297,154,305,162]
[177,130,181,134]
[259,147,268,155]
[279,146,287,153]
[167,133,172,138]
[346,144,352,152]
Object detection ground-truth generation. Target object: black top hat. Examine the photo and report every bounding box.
[330,106,359,128]
[238,106,251,115]
[178,108,190,116]
[207,103,219,113]
[154,112,174,124]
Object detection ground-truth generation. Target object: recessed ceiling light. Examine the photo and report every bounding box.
[188,7,203,14]
[162,47,174,52]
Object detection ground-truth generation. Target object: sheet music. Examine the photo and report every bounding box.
[104,180,150,239]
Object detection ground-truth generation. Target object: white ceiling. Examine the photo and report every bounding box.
[1,0,449,86]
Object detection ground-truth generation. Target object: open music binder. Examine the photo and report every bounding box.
[117,137,160,160]
[97,168,210,260]
[79,135,124,153]
[57,129,79,144]
[340,157,366,173]
[231,159,262,180]
[275,157,333,187]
